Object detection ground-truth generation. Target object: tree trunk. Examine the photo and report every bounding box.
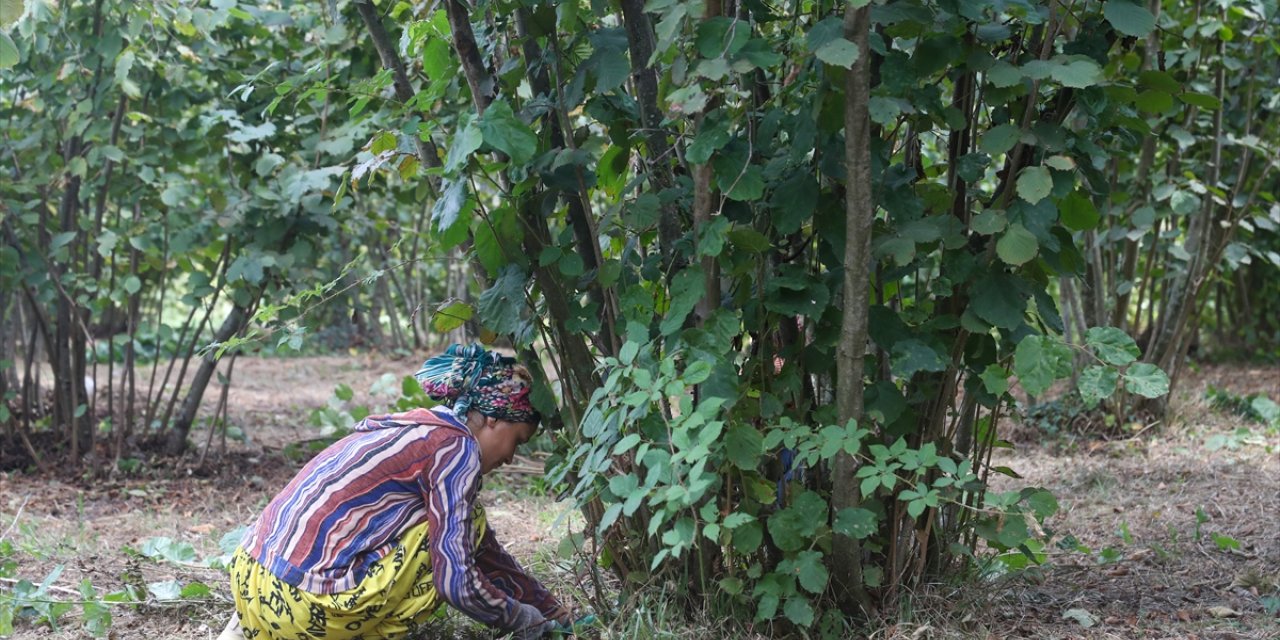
[830,3,876,617]
[166,304,250,454]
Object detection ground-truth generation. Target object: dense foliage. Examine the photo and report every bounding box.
[2,0,1277,634]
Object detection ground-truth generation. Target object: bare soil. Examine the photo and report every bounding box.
[0,357,1276,639]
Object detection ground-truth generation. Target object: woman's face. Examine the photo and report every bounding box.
[474,416,535,474]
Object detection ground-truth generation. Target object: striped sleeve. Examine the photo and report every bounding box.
[474,524,562,619]
[422,435,520,628]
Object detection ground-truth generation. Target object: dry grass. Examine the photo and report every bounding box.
[1,357,1277,639]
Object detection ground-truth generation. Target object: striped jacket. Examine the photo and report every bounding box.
[241,407,559,628]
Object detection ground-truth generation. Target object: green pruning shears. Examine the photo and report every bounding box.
[548,614,598,637]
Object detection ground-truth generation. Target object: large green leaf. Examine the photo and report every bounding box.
[430,177,469,232]
[445,114,483,173]
[1014,336,1069,397]
[724,424,763,470]
[1123,363,1169,398]
[1059,191,1100,230]
[1086,327,1141,366]
[890,339,947,378]
[814,38,858,68]
[1077,365,1118,407]
[770,172,818,234]
[980,124,1021,156]
[0,32,19,69]
[783,597,815,627]
[833,507,877,539]
[970,272,1027,329]
[1016,166,1052,204]
[996,223,1039,265]
[767,491,827,552]
[476,265,528,337]
[1104,1,1156,37]
[1050,56,1102,88]
[432,301,474,333]
[478,99,537,166]
[790,551,828,594]
[0,0,21,28]
[686,116,730,165]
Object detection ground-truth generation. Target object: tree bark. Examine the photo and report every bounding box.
[166,304,250,454]
[830,3,876,617]
[618,0,683,269]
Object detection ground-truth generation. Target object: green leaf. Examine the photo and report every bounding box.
[140,537,197,564]
[147,579,183,601]
[0,0,22,28]
[971,209,1007,235]
[333,383,354,402]
[445,115,483,174]
[770,172,818,234]
[1104,1,1156,37]
[768,491,827,552]
[123,275,142,295]
[180,581,212,598]
[868,96,901,125]
[890,339,947,378]
[661,267,705,335]
[970,272,1027,330]
[1014,336,1062,397]
[783,597,815,627]
[1179,92,1221,110]
[1016,166,1052,204]
[1086,327,1141,366]
[432,301,473,333]
[980,365,1010,396]
[986,61,1022,88]
[686,117,730,165]
[979,124,1021,156]
[814,37,859,68]
[725,424,763,470]
[792,551,828,594]
[1136,89,1173,114]
[695,17,749,58]
[0,32,20,69]
[476,265,528,338]
[431,177,469,232]
[1077,365,1118,407]
[79,580,111,637]
[1122,363,1169,398]
[1059,191,1100,230]
[833,507,877,539]
[720,165,764,201]
[996,223,1039,266]
[421,37,453,81]
[1050,57,1102,88]
[478,99,537,166]
[255,153,285,177]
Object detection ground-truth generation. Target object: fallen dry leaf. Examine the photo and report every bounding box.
[1206,605,1241,618]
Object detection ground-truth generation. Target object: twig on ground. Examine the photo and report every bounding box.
[0,494,30,546]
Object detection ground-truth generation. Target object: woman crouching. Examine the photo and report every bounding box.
[222,344,569,639]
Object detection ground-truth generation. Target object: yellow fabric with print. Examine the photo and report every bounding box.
[229,506,488,640]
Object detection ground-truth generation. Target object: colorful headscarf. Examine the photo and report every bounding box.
[413,344,540,426]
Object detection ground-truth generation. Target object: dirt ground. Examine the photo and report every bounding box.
[0,357,1276,639]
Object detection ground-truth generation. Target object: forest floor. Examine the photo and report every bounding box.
[0,355,1277,639]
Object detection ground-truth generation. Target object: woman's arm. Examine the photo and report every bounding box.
[474,525,570,623]
[422,435,534,631]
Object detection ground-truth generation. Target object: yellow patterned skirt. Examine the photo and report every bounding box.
[228,507,487,640]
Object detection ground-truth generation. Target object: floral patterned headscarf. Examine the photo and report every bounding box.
[413,344,540,426]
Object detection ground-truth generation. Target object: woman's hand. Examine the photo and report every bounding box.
[548,604,573,625]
